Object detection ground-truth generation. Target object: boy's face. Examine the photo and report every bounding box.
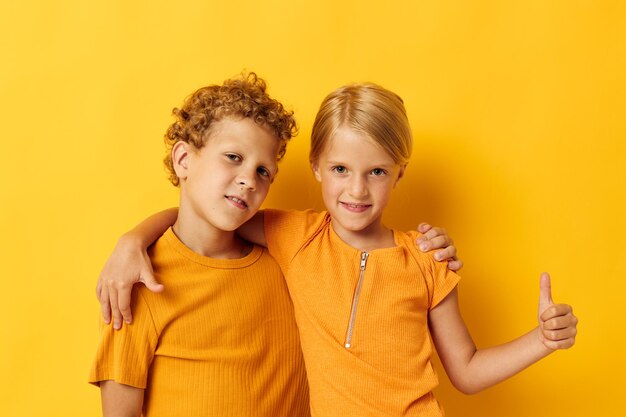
[175,117,280,232]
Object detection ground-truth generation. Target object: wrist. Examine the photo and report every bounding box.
[533,326,556,356]
[119,231,149,250]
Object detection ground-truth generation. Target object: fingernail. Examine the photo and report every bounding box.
[125,318,132,324]
[419,243,428,251]
[114,320,121,330]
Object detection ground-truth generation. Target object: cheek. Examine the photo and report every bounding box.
[374,181,394,201]
[321,179,342,198]
[253,180,271,201]
[259,183,271,198]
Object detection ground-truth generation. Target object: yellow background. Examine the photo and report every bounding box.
[1,1,624,416]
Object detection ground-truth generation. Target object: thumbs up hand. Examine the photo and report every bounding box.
[537,272,578,350]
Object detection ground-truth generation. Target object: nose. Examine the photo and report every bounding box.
[236,169,257,191]
[348,175,368,198]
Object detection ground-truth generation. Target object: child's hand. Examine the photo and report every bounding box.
[416,223,464,271]
[96,234,164,330]
[537,272,578,350]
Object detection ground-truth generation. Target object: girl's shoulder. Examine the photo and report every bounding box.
[264,208,329,231]
[393,229,437,265]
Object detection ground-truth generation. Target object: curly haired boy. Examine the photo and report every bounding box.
[89,73,310,417]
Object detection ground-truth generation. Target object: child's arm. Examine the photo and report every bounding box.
[96,207,266,329]
[429,273,577,394]
[97,209,459,328]
[100,380,144,417]
[97,208,177,328]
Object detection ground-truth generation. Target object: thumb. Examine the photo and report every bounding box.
[538,272,553,315]
[140,271,165,293]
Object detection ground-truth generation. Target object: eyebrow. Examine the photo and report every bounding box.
[325,160,394,169]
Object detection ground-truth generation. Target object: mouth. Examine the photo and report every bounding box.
[340,202,371,213]
[225,195,249,210]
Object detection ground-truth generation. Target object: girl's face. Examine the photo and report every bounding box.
[311,126,406,243]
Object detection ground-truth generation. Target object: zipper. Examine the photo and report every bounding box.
[345,251,369,348]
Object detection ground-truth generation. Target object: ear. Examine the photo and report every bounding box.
[394,163,407,187]
[311,161,322,182]
[172,142,192,181]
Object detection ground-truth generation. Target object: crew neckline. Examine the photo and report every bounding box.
[162,228,263,269]
[324,212,404,254]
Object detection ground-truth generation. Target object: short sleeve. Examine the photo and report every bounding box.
[264,209,324,273]
[404,230,461,310]
[88,288,159,388]
[426,257,461,310]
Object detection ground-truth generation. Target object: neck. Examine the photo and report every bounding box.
[173,205,251,259]
[331,217,395,252]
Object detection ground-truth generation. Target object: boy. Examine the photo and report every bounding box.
[89,73,310,417]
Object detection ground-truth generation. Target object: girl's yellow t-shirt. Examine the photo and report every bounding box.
[265,209,460,417]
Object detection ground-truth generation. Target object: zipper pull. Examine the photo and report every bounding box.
[360,251,369,270]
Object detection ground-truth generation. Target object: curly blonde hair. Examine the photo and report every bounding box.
[164,72,297,186]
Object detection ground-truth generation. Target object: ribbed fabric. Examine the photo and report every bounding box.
[264,210,461,417]
[89,228,310,417]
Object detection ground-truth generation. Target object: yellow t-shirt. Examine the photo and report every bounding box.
[89,228,310,417]
[264,210,460,417]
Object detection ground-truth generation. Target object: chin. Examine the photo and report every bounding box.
[338,220,371,233]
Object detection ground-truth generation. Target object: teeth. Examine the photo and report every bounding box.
[228,196,247,206]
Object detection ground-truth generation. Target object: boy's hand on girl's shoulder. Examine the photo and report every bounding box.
[96,234,164,330]
[416,223,464,272]
[537,272,578,350]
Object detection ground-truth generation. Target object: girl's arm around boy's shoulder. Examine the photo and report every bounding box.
[428,273,578,395]
[100,380,144,417]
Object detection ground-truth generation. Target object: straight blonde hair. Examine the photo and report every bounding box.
[310,83,412,165]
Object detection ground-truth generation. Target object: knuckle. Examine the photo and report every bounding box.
[114,281,130,290]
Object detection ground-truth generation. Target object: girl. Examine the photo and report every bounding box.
[99,83,577,416]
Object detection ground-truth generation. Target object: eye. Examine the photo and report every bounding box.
[225,153,241,162]
[332,166,347,174]
[371,168,387,176]
[257,167,271,178]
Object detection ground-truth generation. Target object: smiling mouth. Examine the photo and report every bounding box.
[341,202,371,212]
[226,195,248,209]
